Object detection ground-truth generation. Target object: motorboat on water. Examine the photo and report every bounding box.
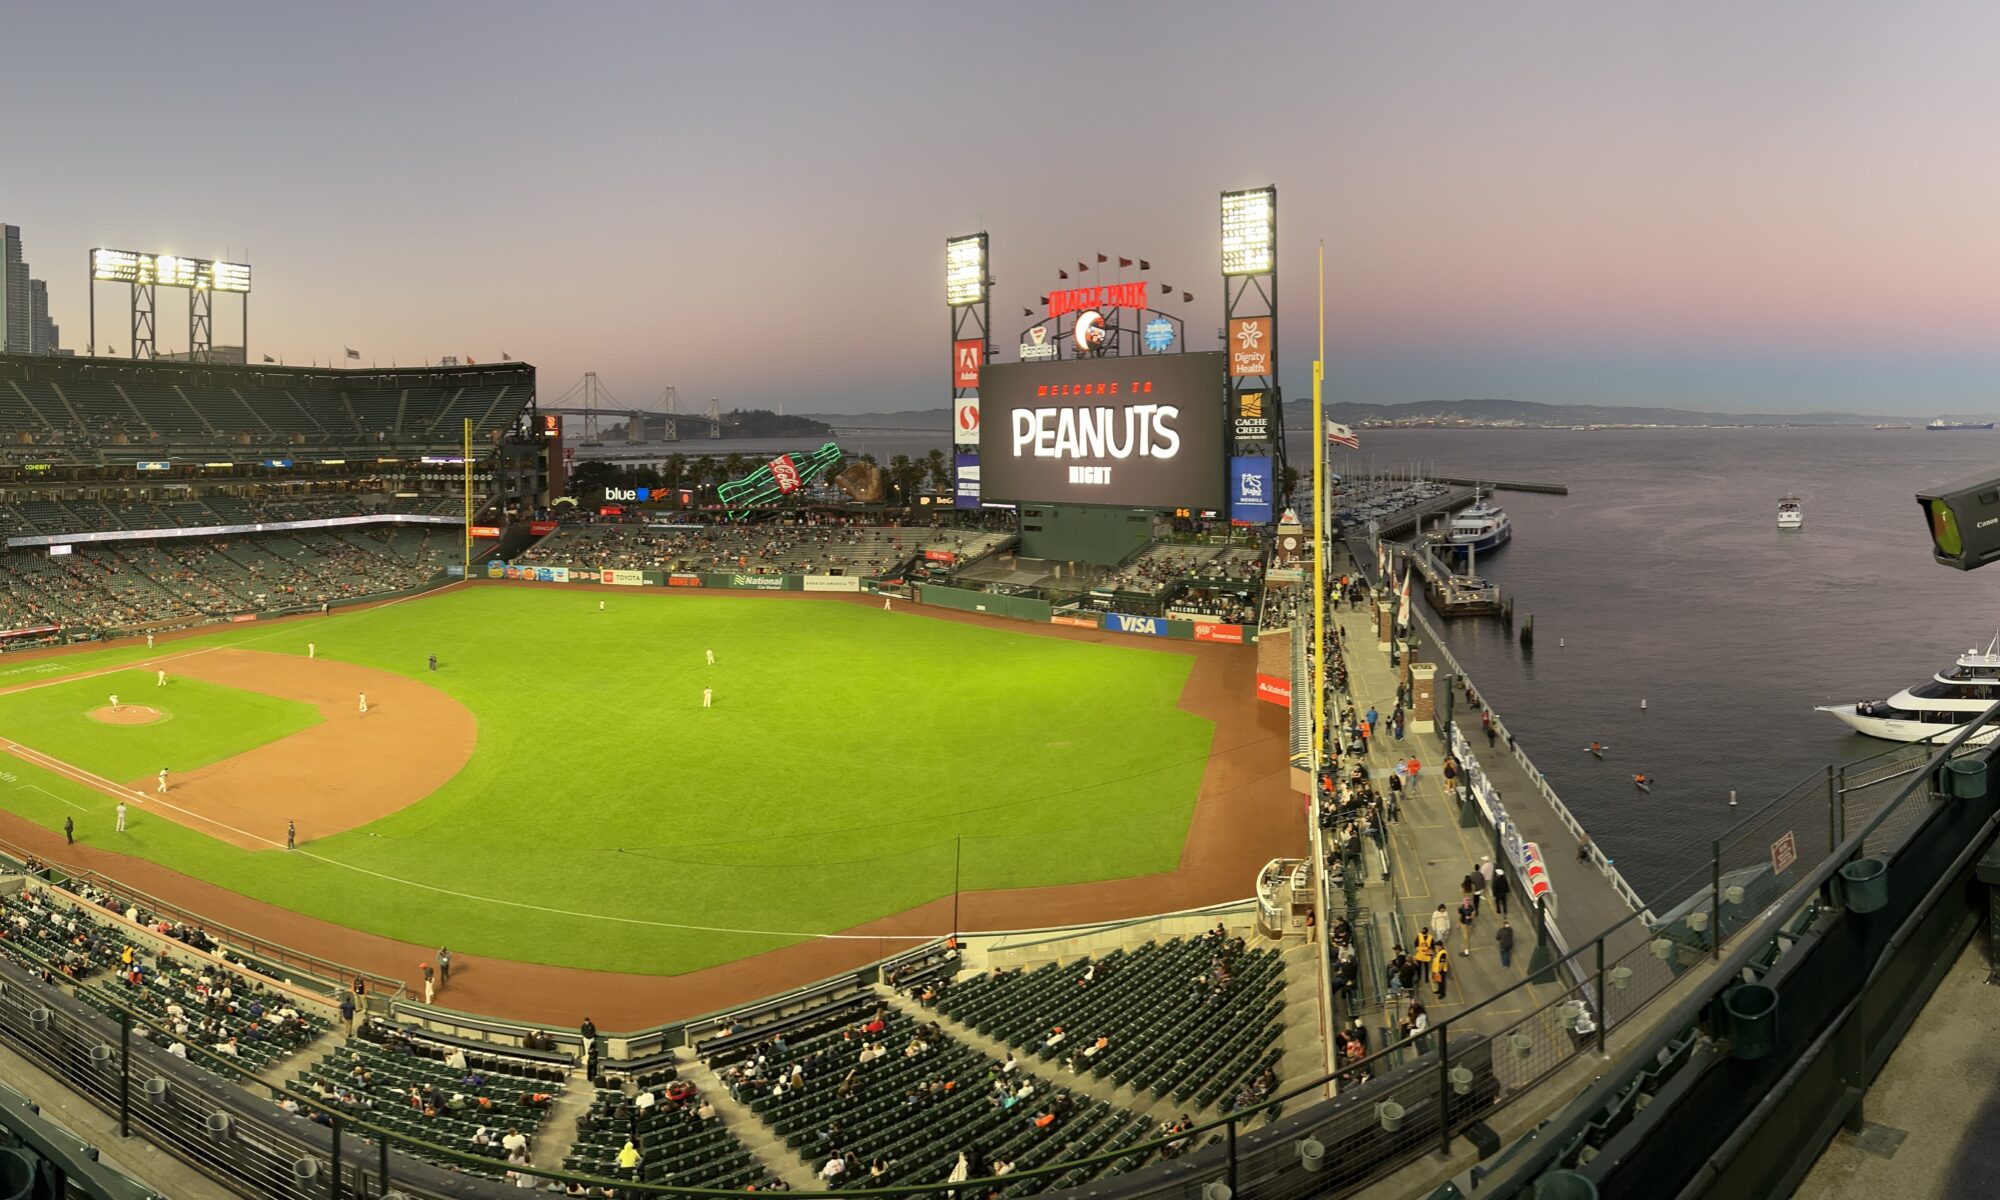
[1817,641,2000,745]
[1445,491,1511,560]
[1777,495,1803,529]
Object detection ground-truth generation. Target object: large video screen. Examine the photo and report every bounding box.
[978,351,1226,509]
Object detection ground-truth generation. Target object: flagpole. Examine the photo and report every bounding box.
[1311,241,1327,827]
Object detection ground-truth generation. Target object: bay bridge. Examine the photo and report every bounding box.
[540,372,726,443]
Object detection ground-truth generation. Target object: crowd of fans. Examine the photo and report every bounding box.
[520,521,1008,578]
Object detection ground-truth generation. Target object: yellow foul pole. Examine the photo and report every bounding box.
[463,418,473,579]
[1311,242,1327,780]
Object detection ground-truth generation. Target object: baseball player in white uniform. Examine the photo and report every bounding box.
[358,692,368,715]
[702,686,712,709]
[706,649,715,666]
[156,670,166,687]
[156,768,168,795]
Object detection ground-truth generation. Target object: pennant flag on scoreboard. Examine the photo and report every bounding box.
[1139,259,1151,270]
[1058,269,1069,279]
[1118,257,1132,268]
[262,354,275,363]
[502,352,512,361]
[1022,307,1033,317]
[1097,253,1108,263]
[1397,568,1412,627]
[1038,295,1048,305]
[1077,261,1089,273]
[1160,283,1173,294]
[1182,292,1193,302]
[1326,421,1361,449]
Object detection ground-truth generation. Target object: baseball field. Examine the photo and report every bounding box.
[0,585,1223,977]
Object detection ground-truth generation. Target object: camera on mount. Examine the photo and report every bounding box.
[1918,471,2000,570]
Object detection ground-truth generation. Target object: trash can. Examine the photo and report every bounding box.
[1839,857,1890,914]
[1378,1100,1406,1131]
[291,1156,318,1184]
[1721,983,1778,1060]
[1531,1169,1599,1200]
[1945,758,1988,800]
[0,1147,36,1200]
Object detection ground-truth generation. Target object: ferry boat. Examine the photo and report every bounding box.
[1444,491,1511,560]
[1926,418,1996,431]
[1873,422,1912,430]
[1817,642,2000,745]
[1777,495,1803,529]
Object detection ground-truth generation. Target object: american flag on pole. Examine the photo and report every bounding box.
[1397,567,1412,626]
[344,347,360,360]
[1326,421,1360,449]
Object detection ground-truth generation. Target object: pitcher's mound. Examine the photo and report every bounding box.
[89,705,163,726]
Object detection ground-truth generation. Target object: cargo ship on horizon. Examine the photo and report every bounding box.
[1927,417,1995,431]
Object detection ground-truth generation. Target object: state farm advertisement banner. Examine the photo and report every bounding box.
[599,569,645,587]
[1256,673,1292,707]
[1229,317,1273,377]
[769,454,803,495]
[953,339,983,389]
[1193,623,1245,644]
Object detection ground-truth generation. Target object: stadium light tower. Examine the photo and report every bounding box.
[88,248,251,361]
[946,233,992,498]
[1221,186,1281,516]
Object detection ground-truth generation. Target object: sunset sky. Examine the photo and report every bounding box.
[11,1,2000,414]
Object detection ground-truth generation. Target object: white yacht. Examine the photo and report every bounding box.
[1445,491,1511,560]
[1818,642,2000,745]
[1777,495,1803,529]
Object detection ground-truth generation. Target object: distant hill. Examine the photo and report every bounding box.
[1297,398,1932,428]
[797,409,949,428]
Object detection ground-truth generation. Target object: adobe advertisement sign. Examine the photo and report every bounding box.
[953,339,983,389]
[978,351,1226,510]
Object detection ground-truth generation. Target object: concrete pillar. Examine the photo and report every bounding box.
[1411,664,1437,733]
[1376,601,1394,651]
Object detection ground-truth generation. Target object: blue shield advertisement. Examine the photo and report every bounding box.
[1230,455,1274,524]
[954,454,981,509]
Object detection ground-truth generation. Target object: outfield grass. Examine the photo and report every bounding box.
[0,587,1216,977]
[0,669,321,783]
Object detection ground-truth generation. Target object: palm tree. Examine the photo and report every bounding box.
[923,448,950,494]
[662,454,688,489]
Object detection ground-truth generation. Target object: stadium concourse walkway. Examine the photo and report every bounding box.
[1327,601,1569,1038]
[0,593,1307,1029]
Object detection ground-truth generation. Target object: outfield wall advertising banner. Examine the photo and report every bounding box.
[1106,612,1168,637]
[600,569,645,587]
[1051,613,1101,629]
[529,520,559,535]
[977,352,1227,510]
[668,573,703,588]
[1229,455,1274,524]
[730,574,785,590]
[1193,622,1245,644]
[954,454,981,508]
[1256,673,1292,707]
[803,575,861,592]
[470,525,502,538]
[533,567,570,583]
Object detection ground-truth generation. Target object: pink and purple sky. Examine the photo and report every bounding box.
[11,1,2000,414]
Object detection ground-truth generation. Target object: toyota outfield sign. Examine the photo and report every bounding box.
[977,351,1226,510]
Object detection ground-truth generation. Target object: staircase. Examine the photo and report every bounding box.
[674,1050,821,1190]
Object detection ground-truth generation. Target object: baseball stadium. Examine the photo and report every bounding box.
[0,205,1613,1200]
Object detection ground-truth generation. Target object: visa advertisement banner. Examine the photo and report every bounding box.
[1106,613,1167,637]
[1229,456,1273,524]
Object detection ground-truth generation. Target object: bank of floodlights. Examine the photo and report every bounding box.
[1220,187,1276,277]
[945,233,988,307]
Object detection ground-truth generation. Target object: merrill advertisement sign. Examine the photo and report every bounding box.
[954,454,981,508]
[1229,455,1274,524]
[599,569,645,587]
[1106,613,1167,637]
[978,351,1226,510]
[804,575,861,592]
